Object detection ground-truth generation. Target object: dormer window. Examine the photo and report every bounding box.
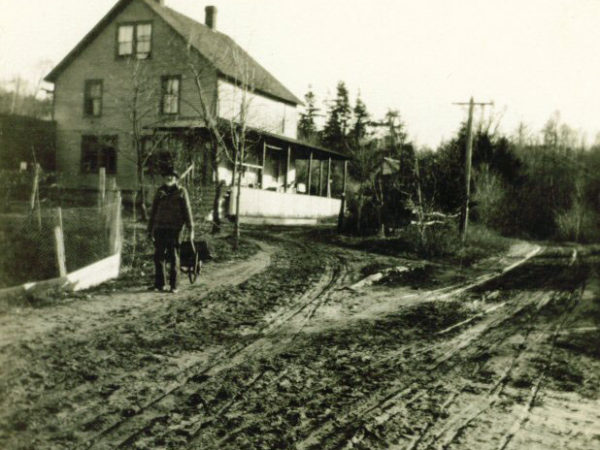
[117,23,152,59]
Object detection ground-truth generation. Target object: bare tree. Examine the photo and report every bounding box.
[226,49,258,248]
[185,42,261,247]
[104,58,165,220]
[187,60,230,233]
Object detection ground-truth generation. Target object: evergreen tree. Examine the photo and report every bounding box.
[351,94,370,144]
[297,87,320,143]
[322,81,351,152]
[382,110,407,158]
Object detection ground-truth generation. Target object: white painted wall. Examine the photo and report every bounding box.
[217,79,298,138]
[229,187,341,219]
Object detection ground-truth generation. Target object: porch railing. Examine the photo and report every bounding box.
[178,163,195,188]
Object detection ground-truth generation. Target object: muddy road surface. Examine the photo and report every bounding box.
[1,229,599,449]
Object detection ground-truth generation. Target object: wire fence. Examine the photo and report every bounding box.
[0,195,122,289]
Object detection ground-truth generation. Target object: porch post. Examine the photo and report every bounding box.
[339,159,348,232]
[285,145,291,192]
[327,157,332,198]
[260,140,266,189]
[307,152,313,195]
[318,160,323,196]
[343,160,348,196]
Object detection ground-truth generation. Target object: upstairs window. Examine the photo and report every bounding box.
[117,25,133,56]
[84,80,103,116]
[117,23,152,59]
[161,76,181,114]
[136,24,152,57]
[81,135,118,174]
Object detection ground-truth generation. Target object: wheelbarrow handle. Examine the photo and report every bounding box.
[182,228,196,253]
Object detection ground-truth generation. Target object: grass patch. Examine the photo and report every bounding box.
[378,263,449,289]
[456,225,513,265]
[0,209,112,289]
[0,221,58,288]
[309,223,512,267]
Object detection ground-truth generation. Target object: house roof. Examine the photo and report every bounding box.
[44,0,302,105]
[145,118,351,160]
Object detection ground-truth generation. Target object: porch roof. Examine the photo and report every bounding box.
[145,119,350,161]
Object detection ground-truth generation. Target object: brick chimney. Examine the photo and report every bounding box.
[205,6,217,30]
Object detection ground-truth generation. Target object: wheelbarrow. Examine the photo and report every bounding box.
[180,239,212,284]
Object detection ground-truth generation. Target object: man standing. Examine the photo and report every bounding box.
[148,169,194,293]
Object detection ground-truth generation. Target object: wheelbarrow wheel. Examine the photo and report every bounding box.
[188,252,202,284]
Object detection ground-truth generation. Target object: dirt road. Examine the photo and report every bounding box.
[1,230,599,449]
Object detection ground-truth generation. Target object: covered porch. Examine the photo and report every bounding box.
[233,129,349,224]
[147,119,350,224]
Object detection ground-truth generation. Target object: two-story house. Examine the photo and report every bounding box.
[44,0,349,224]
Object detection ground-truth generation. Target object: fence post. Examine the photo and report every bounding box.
[337,193,346,233]
[29,164,38,212]
[53,207,67,277]
[307,152,313,195]
[327,157,332,198]
[318,160,323,196]
[29,163,42,230]
[109,191,122,255]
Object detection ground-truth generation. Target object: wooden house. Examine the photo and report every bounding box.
[44,0,349,224]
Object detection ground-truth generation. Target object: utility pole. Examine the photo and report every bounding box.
[453,97,493,243]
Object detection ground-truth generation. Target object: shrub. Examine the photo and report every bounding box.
[555,207,600,243]
[403,221,461,258]
[472,164,506,229]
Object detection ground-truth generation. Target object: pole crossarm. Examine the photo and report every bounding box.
[452,101,494,106]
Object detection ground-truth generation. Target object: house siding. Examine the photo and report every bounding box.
[53,0,218,190]
[217,79,298,139]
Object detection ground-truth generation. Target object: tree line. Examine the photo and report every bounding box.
[0,71,53,119]
[298,81,600,243]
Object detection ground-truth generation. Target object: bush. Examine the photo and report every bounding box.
[555,207,600,243]
[344,191,380,236]
[344,190,412,236]
[403,222,460,258]
[472,164,506,229]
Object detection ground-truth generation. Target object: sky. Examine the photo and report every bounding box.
[1,0,600,148]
